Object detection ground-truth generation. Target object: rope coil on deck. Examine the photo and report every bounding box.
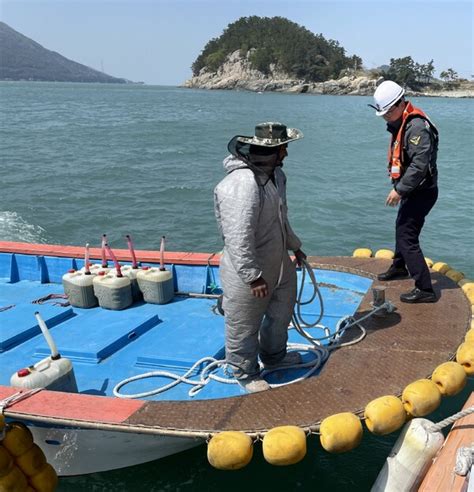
[113,259,383,399]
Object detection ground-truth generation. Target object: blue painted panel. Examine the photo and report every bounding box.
[11,254,41,282]
[173,264,207,294]
[0,253,12,279]
[136,298,225,372]
[42,256,77,284]
[34,309,161,363]
[0,305,75,352]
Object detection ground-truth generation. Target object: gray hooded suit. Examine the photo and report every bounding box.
[214,155,302,379]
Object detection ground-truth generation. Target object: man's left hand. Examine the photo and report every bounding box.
[385,189,401,207]
[294,249,307,267]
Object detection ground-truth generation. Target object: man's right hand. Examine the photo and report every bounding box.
[250,277,269,298]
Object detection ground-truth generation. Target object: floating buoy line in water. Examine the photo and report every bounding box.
[204,247,474,470]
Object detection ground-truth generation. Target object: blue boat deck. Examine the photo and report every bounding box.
[0,252,372,401]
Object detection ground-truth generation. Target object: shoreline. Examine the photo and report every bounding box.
[184,51,473,98]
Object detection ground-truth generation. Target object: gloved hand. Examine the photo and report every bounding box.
[293,249,307,267]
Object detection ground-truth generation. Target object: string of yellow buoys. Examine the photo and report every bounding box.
[0,416,58,491]
[206,248,473,470]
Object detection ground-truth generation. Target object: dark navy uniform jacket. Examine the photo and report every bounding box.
[387,116,439,197]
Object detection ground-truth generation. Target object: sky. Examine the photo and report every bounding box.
[1,0,472,85]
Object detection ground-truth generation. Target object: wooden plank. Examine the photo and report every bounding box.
[418,392,474,492]
[0,240,219,266]
[0,386,144,424]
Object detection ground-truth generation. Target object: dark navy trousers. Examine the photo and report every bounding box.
[392,188,438,291]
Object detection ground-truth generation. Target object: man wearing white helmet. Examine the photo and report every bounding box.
[369,80,439,303]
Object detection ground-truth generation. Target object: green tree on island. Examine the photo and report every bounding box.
[192,16,359,82]
[440,68,459,89]
[387,57,437,89]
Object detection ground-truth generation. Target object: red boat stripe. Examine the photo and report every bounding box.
[0,386,143,424]
[0,241,221,266]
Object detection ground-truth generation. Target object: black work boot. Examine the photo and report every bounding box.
[377,266,410,281]
[400,288,437,303]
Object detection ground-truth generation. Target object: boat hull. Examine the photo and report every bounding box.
[29,423,202,476]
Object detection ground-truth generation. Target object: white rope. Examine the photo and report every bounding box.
[291,259,395,350]
[113,343,329,399]
[0,388,41,413]
[429,406,474,433]
[454,444,474,476]
[0,389,42,440]
[113,260,386,398]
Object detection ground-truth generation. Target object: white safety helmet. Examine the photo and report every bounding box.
[370,81,405,116]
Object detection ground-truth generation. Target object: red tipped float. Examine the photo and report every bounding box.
[160,236,166,271]
[126,234,139,269]
[104,243,123,277]
[101,234,108,268]
[84,243,91,275]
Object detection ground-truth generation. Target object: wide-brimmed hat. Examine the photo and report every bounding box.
[228,122,303,158]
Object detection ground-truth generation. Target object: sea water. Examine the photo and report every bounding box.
[1,82,473,491]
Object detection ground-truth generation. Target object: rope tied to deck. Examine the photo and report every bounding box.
[429,405,474,433]
[0,389,42,438]
[0,389,42,414]
[31,293,70,307]
[454,444,474,476]
[0,304,15,312]
[113,259,388,398]
[113,343,329,399]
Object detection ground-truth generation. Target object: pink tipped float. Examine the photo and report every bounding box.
[84,243,91,275]
[160,236,166,271]
[104,243,123,277]
[101,234,108,267]
[126,234,138,269]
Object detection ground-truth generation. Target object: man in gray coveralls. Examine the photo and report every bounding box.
[214,122,306,393]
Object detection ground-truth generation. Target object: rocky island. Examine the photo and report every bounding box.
[185,16,473,98]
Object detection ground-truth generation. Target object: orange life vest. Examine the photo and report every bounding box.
[387,102,436,180]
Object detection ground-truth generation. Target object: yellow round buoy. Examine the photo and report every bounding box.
[402,379,441,416]
[425,257,434,268]
[29,463,58,492]
[262,426,306,466]
[432,262,450,274]
[353,248,372,258]
[207,431,253,470]
[464,289,474,306]
[364,396,406,435]
[15,443,46,477]
[466,328,474,343]
[2,422,34,457]
[432,361,467,396]
[0,446,13,478]
[0,465,28,492]
[456,342,474,375]
[374,249,394,259]
[445,269,465,283]
[319,413,363,453]
[459,280,474,300]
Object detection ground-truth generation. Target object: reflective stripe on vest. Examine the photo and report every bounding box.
[387,101,437,180]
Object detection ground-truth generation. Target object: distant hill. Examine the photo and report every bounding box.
[192,16,362,82]
[0,22,128,83]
